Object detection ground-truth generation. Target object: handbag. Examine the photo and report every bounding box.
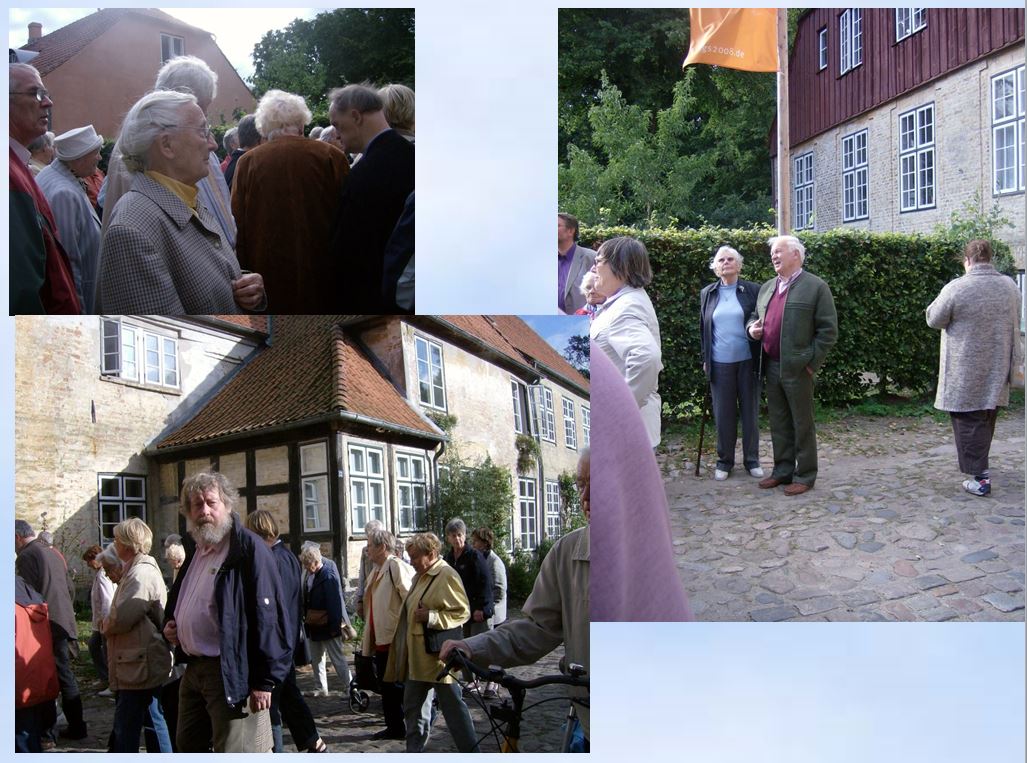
[418,572,463,655]
[305,609,328,626]
[294,625,312,667]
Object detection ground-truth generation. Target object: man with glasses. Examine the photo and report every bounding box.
[8,63,81,314]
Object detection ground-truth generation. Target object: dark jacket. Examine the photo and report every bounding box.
[444,545,494,619]
[270,540,303,656]
[699,278,762,380]
[303,562,344,642]
[165,514,292,706]
[15,538,77,640]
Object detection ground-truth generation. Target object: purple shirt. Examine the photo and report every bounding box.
[558,243,576,313]
[174,534,231,656]
[590,340,692,622]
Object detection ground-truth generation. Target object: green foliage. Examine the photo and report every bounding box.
[514,434,542,475]
[563,334,590,379]
[426,410,458,435]
[932,192,1016,275]
[428,456,514,548]
[506,547,540,605]
[580,224,966,413]
[250,9,414,110]
[557,471,587,532]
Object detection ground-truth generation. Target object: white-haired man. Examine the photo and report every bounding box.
[747,235,838,495]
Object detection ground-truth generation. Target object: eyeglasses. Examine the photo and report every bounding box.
[161,122,213,139]
[9,88,51,103]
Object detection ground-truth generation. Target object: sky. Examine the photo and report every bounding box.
[520,314,588,362]
[8,7,321,81]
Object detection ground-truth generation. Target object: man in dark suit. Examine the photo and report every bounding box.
[558,213,597,314]
[329,83,415,313]
[15,519,87,743]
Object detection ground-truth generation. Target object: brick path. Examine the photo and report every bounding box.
[659,410,1025,621]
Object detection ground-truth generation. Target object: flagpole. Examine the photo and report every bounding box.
[776,7,790,235]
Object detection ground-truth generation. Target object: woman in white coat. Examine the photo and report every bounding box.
[589,236,663,447]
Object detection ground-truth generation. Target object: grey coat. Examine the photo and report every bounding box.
[97,173,243,314]
[562,244,596,313]
[926,263,1023,412]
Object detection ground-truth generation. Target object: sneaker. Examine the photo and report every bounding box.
[748,466,764,478]
[714,469,729,481]
[962,477,991,496]
[482,688,498,699]
[97,687,113,698]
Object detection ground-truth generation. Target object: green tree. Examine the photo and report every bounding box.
[427,456,514,548]
[563,334,590,379]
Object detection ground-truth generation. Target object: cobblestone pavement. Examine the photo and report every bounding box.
[54,609,576,753]
[659,411,1026,622]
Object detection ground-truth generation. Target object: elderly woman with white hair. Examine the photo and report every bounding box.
[232,89,350,313]
[574,270,606,318]
[379,83,415,142]
[699,245,764,480]
[96,89,266,313]
[299,543,352,697]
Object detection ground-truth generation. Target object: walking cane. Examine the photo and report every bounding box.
[694,390,711,477]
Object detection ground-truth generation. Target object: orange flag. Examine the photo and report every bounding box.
[682,8,779,72]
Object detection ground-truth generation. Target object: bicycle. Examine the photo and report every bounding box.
[436,650,589,753]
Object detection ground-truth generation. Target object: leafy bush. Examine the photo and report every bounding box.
[506,547,541,605]
[581,224,967,412]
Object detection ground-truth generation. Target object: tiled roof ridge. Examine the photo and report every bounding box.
[487,315,590,392]
[330,323,349,413]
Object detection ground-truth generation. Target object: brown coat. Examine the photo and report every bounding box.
[231,136,349,313]
[105,554,172,691]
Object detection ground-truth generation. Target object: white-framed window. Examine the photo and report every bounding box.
[992,65,1025,195]
[396,452,428,532]
[817,27,828,71]
[839,8,863,75]
[517,478,537,550]
[544,480,561,540]
[899,103,935,211]
[561,397,577,450]
[300,441,329,532]
[793,152,814,230]
[101,318,179,389]
[842,129,869,221]
[414,335,446,410]
[895,8,926,42]
[533,386,556,443]
[348,444,385,530]
[581,406,590,448]
[160,33,184,64]
[511,379,528,434]
[97,473,146,545]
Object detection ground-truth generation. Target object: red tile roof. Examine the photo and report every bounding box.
[156,316,440,450]
[205,315,270,334]
[21,9,210,76]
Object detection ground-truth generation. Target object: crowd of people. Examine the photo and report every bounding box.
[9,55,415,316]
[14,456,589,753]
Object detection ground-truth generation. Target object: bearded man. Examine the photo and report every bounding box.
[162,472,291,752]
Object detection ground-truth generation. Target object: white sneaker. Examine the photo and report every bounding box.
[748,467,765,478]
[98,687,113,698]
[714,469,729,481]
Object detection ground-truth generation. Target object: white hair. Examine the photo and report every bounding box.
[710,245,745,272]
[254,89,311,140]
[768,235,806,263]
[118,90,198,172]
[222,126,238,152]
[155,55,217,107]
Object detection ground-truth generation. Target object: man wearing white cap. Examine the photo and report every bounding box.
[37,125,104,313]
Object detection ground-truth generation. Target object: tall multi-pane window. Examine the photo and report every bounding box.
[992,65,1025,195]
[511,380,529,434]
[839,9,863,75]
[532,385,556,443]
[300,441,329,532]
[414,336,446,410]
[561,397,577,450]
[517,478,537,550]
[396,452,428,532]
[895,8,926,42]
[899,104,935,211]
[97,473,146,544]
[160,33,184,64]
[793,152,814,230]
[842,129,869,221]
[581,406,590,448]
[348,444,385,530]
[817,27,828,71]
[101,318,179,389]
[544,480,561,540]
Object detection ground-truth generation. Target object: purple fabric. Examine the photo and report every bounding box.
[557,243,575,312]
[590,341,692,622]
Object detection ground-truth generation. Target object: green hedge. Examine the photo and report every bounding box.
[581,225,968,411]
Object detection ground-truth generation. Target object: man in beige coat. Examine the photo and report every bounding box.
[927,239,1023,496]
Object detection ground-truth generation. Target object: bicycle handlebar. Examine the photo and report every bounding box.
[436,649,589,691]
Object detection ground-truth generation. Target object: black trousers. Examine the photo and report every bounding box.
[710,359,761,471]
[950,409,998,476]
[373,649,405,735]
[47,629,83,740]
[270,665,318,750]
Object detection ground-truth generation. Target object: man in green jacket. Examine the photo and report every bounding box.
[747,235,838,495]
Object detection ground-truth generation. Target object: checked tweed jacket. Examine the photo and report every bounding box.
[98,173,243,314]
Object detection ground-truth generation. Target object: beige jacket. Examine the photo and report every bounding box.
[360,554,414,656]
[384,557,469,684]
[464,526,590,738]
[105,554,172,691]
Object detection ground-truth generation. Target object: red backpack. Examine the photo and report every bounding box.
[15,598,60,708]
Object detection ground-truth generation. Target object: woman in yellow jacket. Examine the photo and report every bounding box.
[384,532,478,752]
